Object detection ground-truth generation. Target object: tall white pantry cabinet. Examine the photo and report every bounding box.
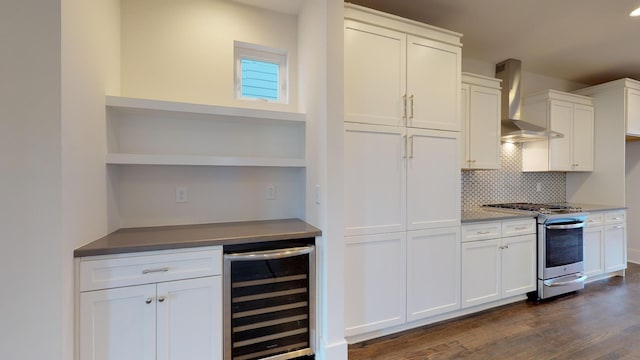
[343,4,462,339]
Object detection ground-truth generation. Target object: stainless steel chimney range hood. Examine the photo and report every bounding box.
[495,59,563,143]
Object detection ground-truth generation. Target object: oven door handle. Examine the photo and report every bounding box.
[224,245,314,261]
[545,222,585,230]
[543,273,588,287]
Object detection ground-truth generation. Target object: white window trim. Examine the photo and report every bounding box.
[234,41,288,104]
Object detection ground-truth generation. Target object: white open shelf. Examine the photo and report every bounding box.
[106,96,306,123]
[106,154,306,167]
[105,96,307,167]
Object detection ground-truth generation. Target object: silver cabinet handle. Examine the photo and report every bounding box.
[476,231,491,235]
[142,267,169,275]
[403,94,407,120]
[158,296,166,303]
[409,135,414,159]
[145,298,153,304]
[225,245,314,261]
[613,225,624,229]
[409,94,414,119]
[611,217,623,221]
[515,226,527,231]
[403,135,407,159]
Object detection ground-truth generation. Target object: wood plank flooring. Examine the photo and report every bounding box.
[348,263,640,360]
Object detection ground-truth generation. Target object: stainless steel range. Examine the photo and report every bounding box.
[484,203,588,300]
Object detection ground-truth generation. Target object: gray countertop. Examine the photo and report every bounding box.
[462,203,626,223]
[74,218,322,257]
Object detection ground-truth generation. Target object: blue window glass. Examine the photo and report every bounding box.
[241,59,279,101]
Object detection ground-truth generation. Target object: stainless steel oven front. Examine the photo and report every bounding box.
[537,214,588,299]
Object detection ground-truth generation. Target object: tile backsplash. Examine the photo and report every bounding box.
[461,143,565,210]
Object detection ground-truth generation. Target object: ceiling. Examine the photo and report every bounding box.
[347,0,640,86]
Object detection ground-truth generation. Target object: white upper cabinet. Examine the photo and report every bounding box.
[344,20,406,127]
[406,129,461,230]
[461,73,502,169]
[625,87,640,136]
[406,36,461,130]
[522,90,594,172]
[344,4,462,131]
[344,123,407,236]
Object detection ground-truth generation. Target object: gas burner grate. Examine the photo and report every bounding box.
[483,202,583,214]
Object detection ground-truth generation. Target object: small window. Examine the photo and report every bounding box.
[234,41,288,104]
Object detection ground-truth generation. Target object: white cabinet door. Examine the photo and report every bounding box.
[626,88,640,136]
[460,83,470,166]
[344,123,407,236]
[604,223,627,272]
[549,100,573,171]
[583,225,604,278]
[501,234,536,297]
[344,20,406,127]
[466,84,501,169]
[523,91,593,172]
[572,104,594,171]
[80,284,156,360]
[461,239,501,308]
[406,35,460,131]
[406,227,460,322]
[344,232,407,336]
[157,277,222,360]
[406,129,460,230]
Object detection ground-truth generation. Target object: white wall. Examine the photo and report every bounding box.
[626,141,640,263]
[0,1,63,359]
[298,0,347,358]
[462,57,588,94]
[120,0,298,112]
[61,0,120,358]
[111,0,305,228]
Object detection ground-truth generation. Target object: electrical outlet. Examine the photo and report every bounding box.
[265,184,276,200]
[176,186,188,203]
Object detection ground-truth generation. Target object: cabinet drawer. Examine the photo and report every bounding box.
[605,211,626,224]
[501,219,536,237]
[462,223,501,242]
[79,247,222,292]
[585,212,603,227]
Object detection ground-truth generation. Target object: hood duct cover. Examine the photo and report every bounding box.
[495,59,563,142]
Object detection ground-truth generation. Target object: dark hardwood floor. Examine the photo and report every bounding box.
[348,263,640,360]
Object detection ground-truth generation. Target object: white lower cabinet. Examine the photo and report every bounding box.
[344,232,407,337]
[406,227,460,322]
[583,210,627,279]
[461,219,536,309]
[78,247,223,360]
[583,212,605,277]
[344,227,461,337]
[604,211,627,272]
[80,284,157,360]
[461,238,501,307]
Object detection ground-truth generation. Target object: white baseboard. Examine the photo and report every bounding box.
[628,248,640,264]
[316,338,348,360]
